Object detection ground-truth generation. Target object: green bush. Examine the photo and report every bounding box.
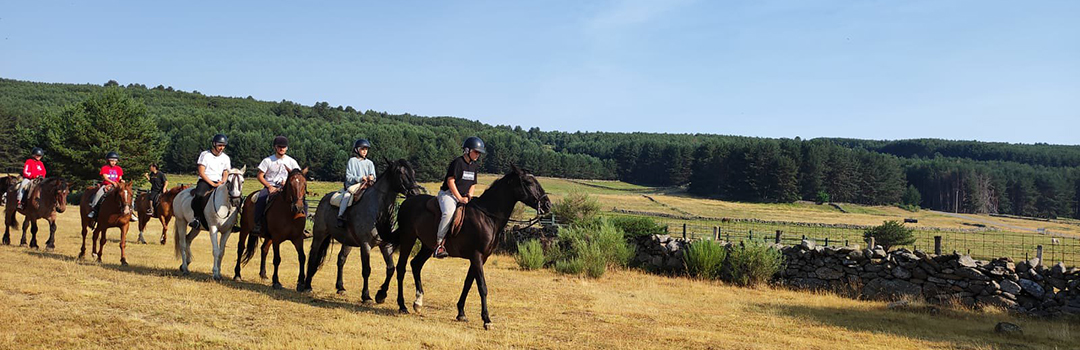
[684,240,728,280]
[815,191,830,204]
[515,239,545,270]
[552,192,600,227]
[610,216,666,239]
[864,220,915,251]
[554,257,584,275]
[902,185,922,208]
[725,241,783,287]
[550,217,634,278]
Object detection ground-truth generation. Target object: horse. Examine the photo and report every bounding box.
[135,185,188,245]
[233,168,309,290]
[3,177,70,249]
[389,164,551,329]
[300,159,422,302]
[78,181,136,265]
[0,176,15,203]
[172,167,246,280]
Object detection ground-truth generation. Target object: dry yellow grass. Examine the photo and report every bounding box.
[1,209,1077,349]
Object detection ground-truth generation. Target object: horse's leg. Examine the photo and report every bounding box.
[29,220,39,249]
[91,225,101,260]
[218,228,232,281]
[95,227,106,263]
[472,253,492,329]
[301,233,331,293]
[270,240,282,289]
[2,209,11,245]
[233,229,248,281]
[137,215,148,244]
[359,242,373,303]
[180,228,198,274]
[45,219,56,251]
[208,226,222,280]
[79,221,89,259]
[376,243,395,304]
[259,238,271,280]
[293,237,306,292]
[456,264,477,322]
[119,224,129,266]
[395,239,416,313]
[19,218,29,246]
[410,246,433,314]
[335,245,353,295]
[159,216,169,245]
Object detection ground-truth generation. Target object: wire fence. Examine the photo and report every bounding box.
[653,218,1080,267]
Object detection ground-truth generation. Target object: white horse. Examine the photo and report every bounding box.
[172,167,246,280]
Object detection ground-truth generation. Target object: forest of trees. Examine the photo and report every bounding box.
[2,78,1078,219]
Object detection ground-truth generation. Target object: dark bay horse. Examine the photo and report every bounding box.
[0,176,15,203]
[390,165,551,329]
[237,168,309,290]
[135,185,188,245]
[4,177,70,249]
[301,159,422,302]
[79,181,135,265]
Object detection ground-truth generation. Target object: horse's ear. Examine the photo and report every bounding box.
[240,165,247,174]
[302,167,309,176]
[510,163,522,174]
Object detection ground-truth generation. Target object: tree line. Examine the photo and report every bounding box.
[2,78,1078,219]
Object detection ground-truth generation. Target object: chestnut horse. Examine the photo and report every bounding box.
[389,165,551,329]
[4,177,70,249]
[135,185,188,245]
[237,168,308,290]
[79,181,135,265]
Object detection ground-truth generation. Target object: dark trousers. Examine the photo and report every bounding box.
[254,187,274,230]
[149,191,162,211]
[191,180,214,225]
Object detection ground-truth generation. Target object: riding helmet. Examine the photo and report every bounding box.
[273,135,289,147]
[353,139,372,150]
[31,147,44,157]
[106,151,120,160]
[462,136,486,154]
[211,134,229,146]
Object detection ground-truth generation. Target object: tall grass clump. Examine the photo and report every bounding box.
[552,192,600,227]
[609,216,666,239]
[551,217,634,278]
[515,239,545,270]
[726,241,784,287]
[684,240,727,280]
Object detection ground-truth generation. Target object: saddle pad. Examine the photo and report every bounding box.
[329,188,363,208]
[425,197,466,237]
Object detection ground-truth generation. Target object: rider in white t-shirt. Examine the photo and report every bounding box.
[190,134,232,229]
[252,136,301,235]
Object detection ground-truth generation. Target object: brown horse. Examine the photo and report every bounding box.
[390,165,551,329]
[3,177,71,249]
[135,185,188,245]
[79,181,136,265]
[237,168,308,290]
[0,176,15,203]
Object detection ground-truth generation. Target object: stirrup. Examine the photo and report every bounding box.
[188,218,201,228]
[434,243,449,259]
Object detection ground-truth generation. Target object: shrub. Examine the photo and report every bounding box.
[515,239,545,270]
[554,257,584,275]
[610,216,666,239]
[725,241,783,287]
[815,191,830,204]
[864,220,915,251]
[552,192,600,227]
[684,240,727,280]
[902,185,922,208]
[551,217,634,278]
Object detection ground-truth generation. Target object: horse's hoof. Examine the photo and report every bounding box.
[375,291,387,303]
[456,315,468,322]
[483,322,492,330]
[412,303,423,314]
[398,308,409,314]
[120,259,129,266]
[272,283,283,290]
[45,245,54,252]
[336,289,347,295]
[362,298,374,305]
[212,275,224,282]
[297,285,311,293]
[19,243,27,247]
[138,240,147,245]
[260,274,269,280]
[233,276,243,282]
[159,240,166,245]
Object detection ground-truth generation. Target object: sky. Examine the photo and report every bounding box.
[2,1,1078,144]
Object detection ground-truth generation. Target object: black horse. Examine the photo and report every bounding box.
[300,159,422,300]
[389,164,551,329]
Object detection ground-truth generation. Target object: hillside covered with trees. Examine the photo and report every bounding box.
[3,78,1078,219]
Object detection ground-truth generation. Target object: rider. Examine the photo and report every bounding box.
[434,136,485,258]
[143,163,168,216]
[189,134,232,229]
[336,139,376,227]
[17,147,47,210]
[252,136,301,235]
[87,152,124,219]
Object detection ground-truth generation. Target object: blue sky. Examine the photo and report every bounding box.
[2,1,1078,144]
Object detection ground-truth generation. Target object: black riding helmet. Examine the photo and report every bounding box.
[462,136,486,154]
[273,135,289,147]
[106,152,120,160]
[31,147,44,157]
[211,134,229,147]
[353,139,372,156]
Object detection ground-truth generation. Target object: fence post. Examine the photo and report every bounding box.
[682,223,687,239]
[934,236,942,255]
[774,230,782,244]
[844,239,849,247]
[824,237,829,247]
[714,227,719,241]
[1036,245,1043,266]
[867,237,876,249]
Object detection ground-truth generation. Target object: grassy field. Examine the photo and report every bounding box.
[2,208,1078,349]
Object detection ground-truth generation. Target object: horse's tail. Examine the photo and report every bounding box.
[240,232,260,265]
[310,234,334,273]
[5,208,17,228]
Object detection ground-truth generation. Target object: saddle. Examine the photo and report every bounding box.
[329,182,370,208]
[18,178,43,204]
[426,198,466,237]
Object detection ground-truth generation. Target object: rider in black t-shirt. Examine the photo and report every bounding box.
[144,164,168,216]
[434,136,485,258]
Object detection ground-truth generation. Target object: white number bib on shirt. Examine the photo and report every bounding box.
[462,171,476,181]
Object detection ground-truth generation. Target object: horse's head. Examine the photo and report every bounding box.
[51,178,71,214]
[384,158,422,197]
[509,164,551,215]
[285,167,308,216]
[118,181,135,216]
[227,166,247,207]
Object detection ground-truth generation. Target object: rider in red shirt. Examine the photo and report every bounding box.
[16,147,47,209]
[88,152,125,219]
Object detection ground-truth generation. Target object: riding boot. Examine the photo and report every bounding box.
[434,240,449,259]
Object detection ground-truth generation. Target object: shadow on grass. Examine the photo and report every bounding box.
[771,303,1049,350]
[23,249,402,317]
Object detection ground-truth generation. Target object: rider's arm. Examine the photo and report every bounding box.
[467,184,476,200]
[257,171,274,190]
[447,177,466,202]
[197,164,216,186]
